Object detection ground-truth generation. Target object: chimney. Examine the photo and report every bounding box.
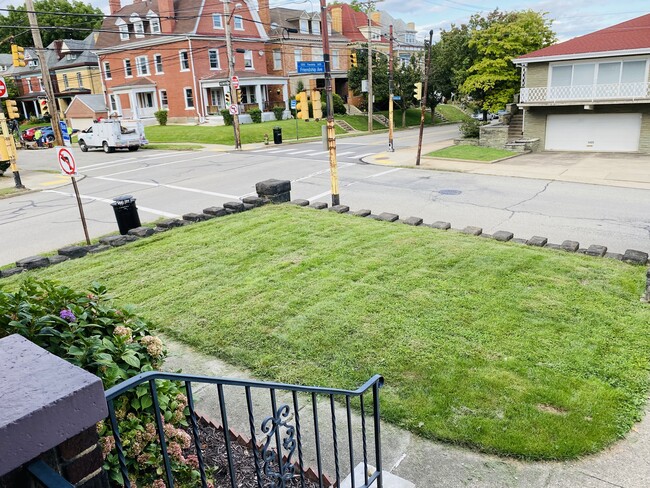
[371,11,380,24]
[258,0,270,33]
[407,22,415,30]
[109,0,121,15]
[331,6,342,33]
[159,0,176,33]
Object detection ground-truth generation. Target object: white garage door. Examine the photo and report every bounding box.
[545,113,642,152]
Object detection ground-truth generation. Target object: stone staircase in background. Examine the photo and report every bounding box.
[507,111,524,141]
[335,119,358,132]
[346,104,364,115]
[372,114,390,127]
[434,109,448,123]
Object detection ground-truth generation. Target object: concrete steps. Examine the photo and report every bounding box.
[507,113,523,141]
[335,119,358,132]
[372,114,390,127]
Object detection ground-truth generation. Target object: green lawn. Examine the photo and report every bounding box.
[3,206,649,460]
[436,104,472,123]
[379,108,434,127]
[428,145,517,162]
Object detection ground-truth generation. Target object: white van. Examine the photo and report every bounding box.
[77,120,148,153]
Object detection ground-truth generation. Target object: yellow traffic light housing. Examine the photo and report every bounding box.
[296,91,309,120]
[311,90,322,120]
[414,82,423,101]
[11,44,25,68]
[236,89,242,104]
[5,100,20,119]
[224,91,231,105]
[39,98,49,116]
[349,51,357,68]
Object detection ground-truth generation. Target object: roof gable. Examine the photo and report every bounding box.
[517,13,650,61]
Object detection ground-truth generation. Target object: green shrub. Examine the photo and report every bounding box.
[248,107,262,123]
[154,110,168,126]
[459,118,482,138]
[221,109,233,126]
[0,279,211,487]
[273,106,284,121]
[332,93,347,115]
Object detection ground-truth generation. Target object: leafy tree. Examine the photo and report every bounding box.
[461,9,556,113]
[428,23,475,100]
[393,55,422,127]
[0,0,102,51]
[347,46,389,110]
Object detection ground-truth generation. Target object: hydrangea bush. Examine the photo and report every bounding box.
[0,279,212,487]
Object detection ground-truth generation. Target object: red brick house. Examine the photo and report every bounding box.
[95,0,289,123]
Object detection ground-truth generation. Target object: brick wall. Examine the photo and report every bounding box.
[525,63,548,88]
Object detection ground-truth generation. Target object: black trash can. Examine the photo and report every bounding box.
[273,126,282,144]
[111,195,141,235]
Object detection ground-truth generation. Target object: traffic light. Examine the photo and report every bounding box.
[311,90,322,120]
[39,98,49,116]
[5,100,20,119]
[414,82,423,101]
[11,44,25,67]
[296,91,308,120]
[224,91,231,105]
[236,89,242,104]
[349,51,357,68]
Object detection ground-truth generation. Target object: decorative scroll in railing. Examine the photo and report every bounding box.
[520,82,650,103]
[104,372,384,488]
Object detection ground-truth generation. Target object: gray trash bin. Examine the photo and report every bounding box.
[111,195,141,235]
[273,126,282,144]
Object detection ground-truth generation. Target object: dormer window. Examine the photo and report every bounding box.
[117,21,129,40]
[311,19,320,35]
[299,18,308,34]
[131,14,144,38]
[150,18,161,33]
[65,53,78,61]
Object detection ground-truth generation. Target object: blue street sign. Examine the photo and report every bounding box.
[291,99,297,109]
[60,121,71,147]
[393,96,401,101]
[297,61,325,74]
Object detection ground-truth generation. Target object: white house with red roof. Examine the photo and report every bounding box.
[513,13,650,153]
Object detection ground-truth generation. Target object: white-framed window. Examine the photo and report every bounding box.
[109,94,119,113]
[234,15,243,30]
[103,61,112,79]
[243,50,253,69]
[154,54,163,73]
[212,13,223,29]
[311,20,320,35]
[159,89,168,109]
[312,48,323,61]
[150,18,161,33]
[273,49,282,70]
[294,49,302,69]
[65,53,78,61]
[119,24,129,40]
[76,72,83,87]
[131,14,144,38]
[179,50,190,71]
[331,49,339,70]
[63,74,69,89]
[240,86,256,103]
[124,59,132,77]
[136,56,149,76]
[299,18,308,34]
[209,49,220,70]
[36,78,42,91]
[184,87,194,108]
[405,33,416,44]
[27,79,32,92]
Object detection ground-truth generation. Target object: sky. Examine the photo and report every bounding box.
[90,0,648,42]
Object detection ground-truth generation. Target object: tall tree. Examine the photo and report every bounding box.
[347,46,389,110]
[428,23,475,100]
[461,9,556,113]
[0,0,102,51]
[393,55,422,127]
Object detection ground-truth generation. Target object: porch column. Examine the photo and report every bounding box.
[20,101,27,118]
[32,100,38,116]
[255,84,263,111]
[129,92,139,119]
[282,82,289,110]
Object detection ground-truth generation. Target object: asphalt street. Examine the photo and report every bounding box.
[1,124,649,266]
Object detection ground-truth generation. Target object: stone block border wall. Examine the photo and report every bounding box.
[1,178,648,302]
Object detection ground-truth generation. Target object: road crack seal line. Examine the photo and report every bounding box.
[505,180,553,211]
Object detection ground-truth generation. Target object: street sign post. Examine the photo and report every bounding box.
[59,121,71,147]
[0,77,7,98]
[290,99,297,110]
[55,146,90,244]
[218,80,230,87]
[231,76,239,89]
[229,104,239,115]
[297,61,325,74]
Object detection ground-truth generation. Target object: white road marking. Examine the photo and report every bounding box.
[99,160,183,177]
[307,190,331,201]
[336,151,356,156]
[95,176,240,199]
[356,152,375,159]
[308,150,329,155]
[82,152,178,171]
[286,149,316,155]
[43,190,179,218]
[292,163,355,183]
[367,168,402,178]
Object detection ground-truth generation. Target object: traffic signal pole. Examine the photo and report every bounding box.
[388,24,394,152]
[0,112,24,189]
[320,0,339,206]
[415,30,433,166]
[24,0,64,147]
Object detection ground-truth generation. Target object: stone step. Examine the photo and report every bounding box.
[335,119,357,132]
[372,114,390,127]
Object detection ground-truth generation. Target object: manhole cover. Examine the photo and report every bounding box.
[438,189,462,195]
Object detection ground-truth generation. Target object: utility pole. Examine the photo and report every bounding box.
[223,0,242,149]
[25,0,63,147]
[388,24,394,152]
[367,11,373,133]
[320,0,339,206]
[415,30,433,166]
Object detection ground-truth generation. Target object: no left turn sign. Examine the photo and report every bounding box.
[56,146,77,176]
[229,104,239,115]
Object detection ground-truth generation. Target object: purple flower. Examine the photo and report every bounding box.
[60,309,76,322]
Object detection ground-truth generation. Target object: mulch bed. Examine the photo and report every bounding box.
[185,418,323,488]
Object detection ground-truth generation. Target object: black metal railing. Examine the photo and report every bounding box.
[104,372,384,488]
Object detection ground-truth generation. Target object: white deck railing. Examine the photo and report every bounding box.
[520,82,650,103]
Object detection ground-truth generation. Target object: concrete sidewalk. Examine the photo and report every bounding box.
[367,141,650,191]
[163,337,650,488]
